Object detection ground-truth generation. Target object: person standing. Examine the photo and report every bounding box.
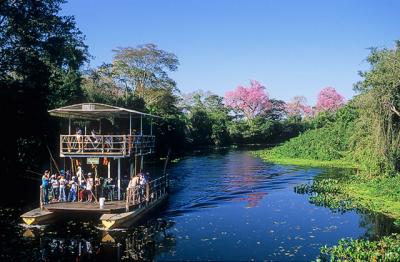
[139,173,147,202]
[68,176,77,202]
[86,173,94,202]
[51,174,59,202]
[76,127,83,152]
[59,174,67,202]
[42,170,50,204]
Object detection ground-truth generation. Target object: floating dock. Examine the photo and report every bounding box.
[100,193,168,229]
[21,208,55,225]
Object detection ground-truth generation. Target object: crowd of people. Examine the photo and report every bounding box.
[41,167,152,205]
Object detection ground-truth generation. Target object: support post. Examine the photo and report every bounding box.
[135,156,140,175]
[140,115,143,135]
[68,117,71,135]
[40,186,43,211]
[118,158,121,200]
[146,183,150,203]
[140,155,144,173]
[130,162,133,177]
[99,119,102,134]
[129,114,132,135]
[125,188,129,212]
[150,118,153,136]
[107,161,111,179]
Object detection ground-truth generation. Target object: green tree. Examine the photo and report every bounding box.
[353,41,400,174]
[112,44,179,99]
[182,91,230,146]
[0,0,88,178]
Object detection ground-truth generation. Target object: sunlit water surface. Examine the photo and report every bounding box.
[1,150,397,261]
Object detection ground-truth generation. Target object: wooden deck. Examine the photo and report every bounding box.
[45,201,128,214]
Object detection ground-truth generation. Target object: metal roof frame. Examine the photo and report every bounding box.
[48,103,160,120]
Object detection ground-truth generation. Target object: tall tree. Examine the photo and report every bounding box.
[285,96,313,119]
[353,42,400,174]
[182,91,230,146]
[112,44,179,99]
[316,87,345,113]
[224,80,271,120]
[0,0,87,178]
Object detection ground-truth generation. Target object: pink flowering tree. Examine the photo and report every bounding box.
[285,96,314,118]
[316,87,345,112]
[224,80,271,119]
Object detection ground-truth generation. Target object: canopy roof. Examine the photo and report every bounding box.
[48,103,160,120]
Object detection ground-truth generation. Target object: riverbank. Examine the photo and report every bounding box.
[255,149,400,261]
[252,150,357,169]
[253,149,400,220]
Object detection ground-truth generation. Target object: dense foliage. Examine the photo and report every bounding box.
[0,0,88,180]
[319,234,400,262]
[263,103,357,161]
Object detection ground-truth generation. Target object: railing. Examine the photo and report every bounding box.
[125,174,169,211]
[60,134,155,156]
[39,174,168,209]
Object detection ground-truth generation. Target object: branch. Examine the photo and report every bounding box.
[390,104,400,117]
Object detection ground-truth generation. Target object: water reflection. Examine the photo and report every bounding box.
[359,212,400,240]
[2,150,400,260]
[19,218,175,261]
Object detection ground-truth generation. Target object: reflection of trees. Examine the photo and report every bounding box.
[105,218,176,261]
[35,236,100,261]
[359,212,400,241]
[22,218,176,261]
[236,192,267,208]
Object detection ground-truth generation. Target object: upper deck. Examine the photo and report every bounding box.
[48,103,160,158]
[60,134,155,157]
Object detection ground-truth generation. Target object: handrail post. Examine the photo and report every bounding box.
[133,187,136,205]
[40,185,43,211]
[125,188,129,212]
[101,135,104,153]
[146,183,150,204]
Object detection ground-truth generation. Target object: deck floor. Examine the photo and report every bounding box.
[45,201,129,214]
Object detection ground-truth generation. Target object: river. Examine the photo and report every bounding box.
[0,149,397,261]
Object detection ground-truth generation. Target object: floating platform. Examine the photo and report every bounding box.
[20,208,55,225]
[100,194,168,230]
[21,192,168,228]
[45,201,127,214]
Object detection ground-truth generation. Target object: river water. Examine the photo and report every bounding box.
[0,149,397,261]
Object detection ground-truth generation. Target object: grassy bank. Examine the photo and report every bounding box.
[255,148,400,219]
[252,149,357,169]
[254,148,400,261]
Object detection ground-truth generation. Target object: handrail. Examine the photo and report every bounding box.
[60,134,155,156]
[125,174,168,211]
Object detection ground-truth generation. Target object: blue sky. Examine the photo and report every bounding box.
[61,0,399,104]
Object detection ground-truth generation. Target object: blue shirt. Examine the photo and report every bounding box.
[42,176,49,187]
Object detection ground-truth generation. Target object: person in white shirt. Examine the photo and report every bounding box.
[59,175,67,202]
[86,173,94,202]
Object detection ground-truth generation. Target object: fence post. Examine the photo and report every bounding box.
[40,186,43,211]
[146,183,150,204]
[125,188,129,212]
